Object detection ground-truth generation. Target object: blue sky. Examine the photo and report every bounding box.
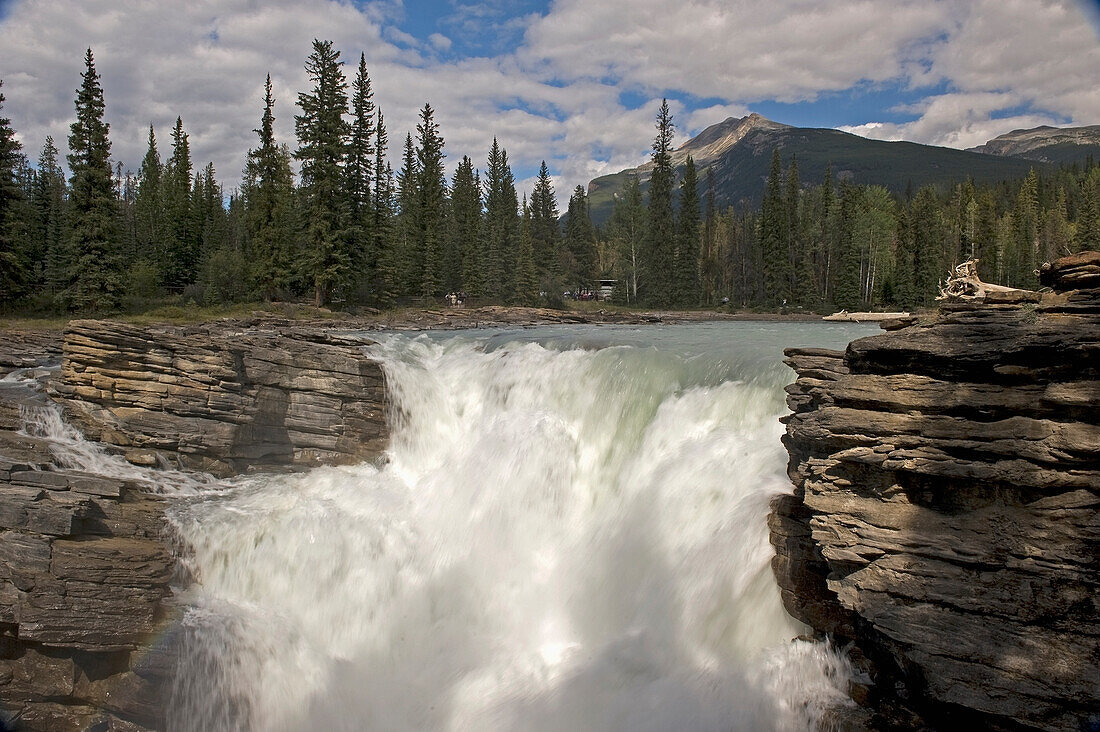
[2,0,1099,198]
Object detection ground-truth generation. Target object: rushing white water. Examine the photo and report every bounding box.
[19,322,873,731]
[160,322,871,732]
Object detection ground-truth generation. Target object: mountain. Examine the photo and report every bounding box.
[586,114,1043,225]
[968,124,1100,165]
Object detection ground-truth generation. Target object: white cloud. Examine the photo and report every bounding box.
[522,0,955,102]
[1,0,1099,204]
[428,32,452,51]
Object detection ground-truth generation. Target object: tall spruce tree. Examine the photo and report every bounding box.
[295,39,351,307]
[244,74,296,300]
[346,53,375,289]
[483,138,518,301]
[759,148,790,305]
[514,196,538,304]
[1075,169,1100,252]
[34,136,67,296]
[394,132,419,295]
[162,117,195,288]
[449,155,481,294]
[645,99,676,306]
[673,156,700,306]
[414,102,446,296]
[193,162,226,257]
[134,126,163,272]
[911,186,944,304]
[65,50,121,311]
[563,184,596,288]
[370,109,395,305]
[0,81,27,303]
[831,181,862,310]
[530,160,560,288]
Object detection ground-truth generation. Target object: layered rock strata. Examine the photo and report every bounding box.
[771,253,1100,730]
[0,409,175,731]
[51,320,388,476]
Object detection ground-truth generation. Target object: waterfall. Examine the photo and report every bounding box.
[163,325,861,731]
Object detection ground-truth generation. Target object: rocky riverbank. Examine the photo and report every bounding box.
[0,320,396,730]
[772,252,1100,730]
[0,385,176,731]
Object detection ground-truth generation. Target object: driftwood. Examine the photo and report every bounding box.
[937,259,1032,301]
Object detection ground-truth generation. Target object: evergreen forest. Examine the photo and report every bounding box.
[1,43,1098,315]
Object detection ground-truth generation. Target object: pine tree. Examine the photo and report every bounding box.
[911,186,944,304]
[162,116,195,288]
[65,50,121,311]
[243,75,296,300]
[295,39,351,307]
[0,80,28,303]
[34,136,67,296]
[563,184,596,288]
[194,162,226,256]
[759,148,790,305]
[133,125,163,276]
[1040,187,1073,263]
[645,99,676,306]
[394,132,419,296]
[449,155,481,294]
[370,110,396,305]
[414,102,446,297]
[1074,169,1099,252]
[513,195,538,304]
[483,138,518,301]
[673,156,701,306]
[346,53,375,291]
[530,160,560,289]
[1007,169,1040,288]
[831,181,862,310]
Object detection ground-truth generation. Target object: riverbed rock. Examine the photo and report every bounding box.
[772,252,1100,730]
[0,330,62,378]
[50,320,388,476]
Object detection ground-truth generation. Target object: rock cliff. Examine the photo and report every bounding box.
[0,405,176,731]
[1,320,393,730]
[51,320,388,476]
[772,252,1100,730]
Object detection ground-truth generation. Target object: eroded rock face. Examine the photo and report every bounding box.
[50,320,388,476]
[772,253,1100,731]
[0,428,175,732]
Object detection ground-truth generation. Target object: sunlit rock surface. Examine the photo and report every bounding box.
[51,320,388,476]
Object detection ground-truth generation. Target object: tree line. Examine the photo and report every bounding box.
[1,42,1098,314]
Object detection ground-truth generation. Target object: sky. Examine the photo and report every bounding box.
[2,0,1100,199]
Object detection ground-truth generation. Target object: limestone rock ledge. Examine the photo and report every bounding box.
[771,253,1100,731]
[50,320,388,476]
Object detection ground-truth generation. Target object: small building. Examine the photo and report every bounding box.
[598,279,617,301]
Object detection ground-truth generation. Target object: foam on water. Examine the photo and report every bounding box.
[160,325,861,731]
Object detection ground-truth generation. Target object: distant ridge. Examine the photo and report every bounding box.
[586,114,1043,225]
[967,124,1100,165]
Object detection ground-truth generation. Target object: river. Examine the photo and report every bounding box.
[46,321,877,731]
